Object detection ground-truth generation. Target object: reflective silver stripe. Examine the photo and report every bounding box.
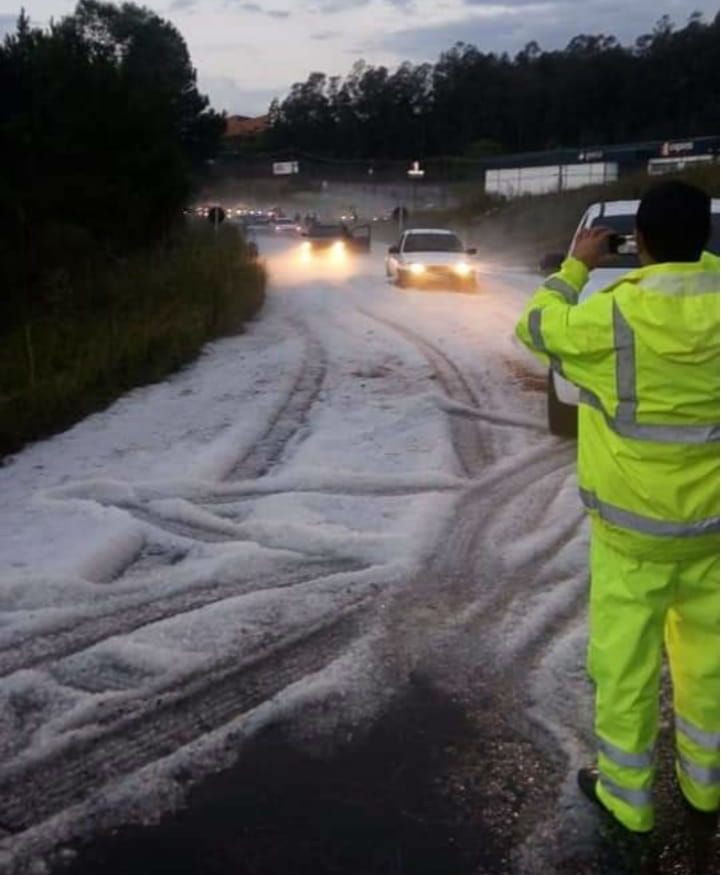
[597,736,653,769]
[580,389,604,413]
[529,309,564,375]
[676,714,721,751]
[550,358,565,376]
[580,488,720,537]
[678,755,721,786]
[612,419,719,443]
[528,309,545,351]
[599,774,653,808]
[579,390,720,443]
[613,302,637,426]
[637,273,720,297]
[608,300,719,444]
[543,276,577,303]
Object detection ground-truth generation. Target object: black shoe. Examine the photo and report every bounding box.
[578,766,604,810]
[679,792,719,823]
[578,767,654,837]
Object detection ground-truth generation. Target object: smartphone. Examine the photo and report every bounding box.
[607,233,637,255]
[607,233,625,254]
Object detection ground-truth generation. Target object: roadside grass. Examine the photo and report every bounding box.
[414,165,720,266]
[0,223,266,457]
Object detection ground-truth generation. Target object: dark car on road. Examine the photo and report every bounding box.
[302,222,371,254]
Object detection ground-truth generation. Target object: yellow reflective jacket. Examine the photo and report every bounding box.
[516,253,720,559]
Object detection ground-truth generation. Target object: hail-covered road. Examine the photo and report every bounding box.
[0,236,716,875]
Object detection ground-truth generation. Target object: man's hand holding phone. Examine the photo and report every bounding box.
[571,227,614,270]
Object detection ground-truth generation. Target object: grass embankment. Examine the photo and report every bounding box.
[418,165,720,266]
[1,223,266,457]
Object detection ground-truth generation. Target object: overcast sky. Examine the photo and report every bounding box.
[3,0,717,114]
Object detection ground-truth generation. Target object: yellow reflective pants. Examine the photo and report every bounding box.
[588,537,720,832]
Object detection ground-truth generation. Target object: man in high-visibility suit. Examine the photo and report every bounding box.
[516,180,719,833]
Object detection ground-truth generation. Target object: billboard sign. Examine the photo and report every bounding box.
[273,161,299,175]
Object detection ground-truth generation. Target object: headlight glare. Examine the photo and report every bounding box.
[409,262,425,275]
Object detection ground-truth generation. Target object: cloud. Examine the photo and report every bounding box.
[168,0,198,11]
[462,0,569,5]
[0,12,18,36]
[313,0,371,12]
[306,0,416,10]
[312,29,342,39]
[380,2,719,62]
[229,1,291,14]
[197,74,282,114]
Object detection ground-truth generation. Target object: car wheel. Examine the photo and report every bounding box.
[548,371,578,437]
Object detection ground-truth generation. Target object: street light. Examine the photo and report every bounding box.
[407,160,425,217]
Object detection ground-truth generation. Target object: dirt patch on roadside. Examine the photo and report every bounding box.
[503,359,547,394]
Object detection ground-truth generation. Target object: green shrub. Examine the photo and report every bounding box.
[0,223,265,455]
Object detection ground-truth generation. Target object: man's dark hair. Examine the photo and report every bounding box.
[636,180,711,262]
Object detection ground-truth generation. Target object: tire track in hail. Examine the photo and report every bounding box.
[0,310,424,845]
[373,442,583,848]
[0,560,364,678]
[401,440,577,631]
[0,604,368,835]
[363,412,575,694]
[226,326,327,481]
[112,322,328,576]
[354,301,593,867]
[359,310,491,476]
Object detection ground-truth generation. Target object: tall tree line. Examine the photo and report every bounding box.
[266,13,719,159]
[0,1,224,320]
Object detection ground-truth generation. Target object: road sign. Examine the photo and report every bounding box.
[273,161,299,176]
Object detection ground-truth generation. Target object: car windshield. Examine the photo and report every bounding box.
[590,213,720,268]
[309,224,346,238]
[404,233,463,253]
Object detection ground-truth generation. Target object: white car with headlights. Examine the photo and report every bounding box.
[386,229,478,291]
[541,198,720,437]
[273,217,302,235]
